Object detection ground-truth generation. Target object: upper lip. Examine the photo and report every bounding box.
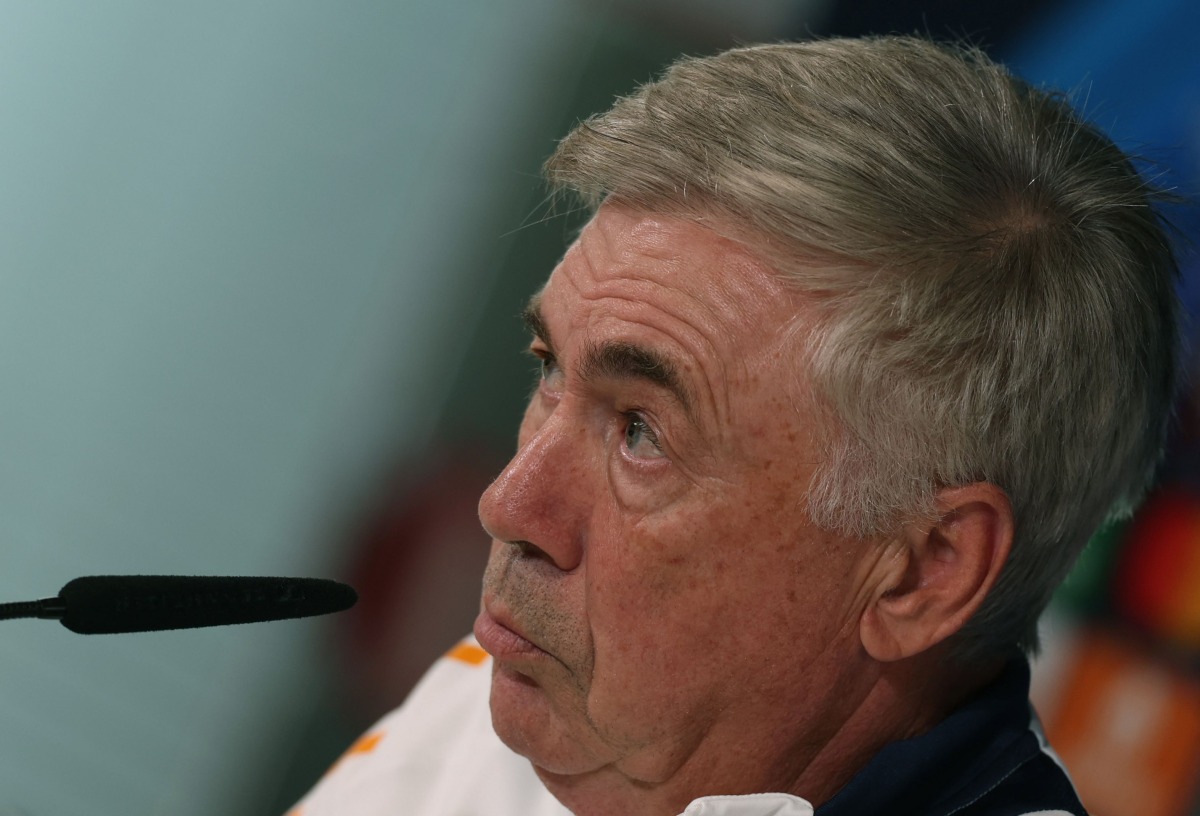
[483,595,538,647]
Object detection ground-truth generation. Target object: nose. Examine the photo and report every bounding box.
[477,412,587,572]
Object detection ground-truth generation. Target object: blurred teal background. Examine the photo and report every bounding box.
[0,1,1195,815]
[0,2,633,813]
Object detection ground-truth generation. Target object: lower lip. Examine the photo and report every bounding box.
[474,609,548,661]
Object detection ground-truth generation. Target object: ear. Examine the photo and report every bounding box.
[859,483,1013,662]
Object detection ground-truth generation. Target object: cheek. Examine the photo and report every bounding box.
[583,503,754,678]
[584,487,844,692]
[577,516,787,754]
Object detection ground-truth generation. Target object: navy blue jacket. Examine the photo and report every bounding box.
[818,661,1088,816]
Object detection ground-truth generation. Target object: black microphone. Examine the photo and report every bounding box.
[0,575,358,634]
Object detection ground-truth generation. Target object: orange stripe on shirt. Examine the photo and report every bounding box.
[347,732,384,756]
[446,642,489,666]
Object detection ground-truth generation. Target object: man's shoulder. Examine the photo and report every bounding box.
[951,748,1087,816]
[288,638,570,816]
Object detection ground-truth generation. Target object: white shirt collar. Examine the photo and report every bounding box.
[679,793,815,816]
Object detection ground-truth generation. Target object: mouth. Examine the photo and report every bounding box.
[474,604,551,662]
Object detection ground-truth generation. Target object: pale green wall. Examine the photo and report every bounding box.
[0,2,593,814]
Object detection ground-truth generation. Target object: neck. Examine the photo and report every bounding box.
[539,647,1004,816]
[789,648,1004,807]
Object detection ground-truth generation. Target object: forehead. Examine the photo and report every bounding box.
[538,205,799,352]
[533,204,819,445]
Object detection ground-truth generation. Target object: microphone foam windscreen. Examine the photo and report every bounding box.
[58,575,358,634]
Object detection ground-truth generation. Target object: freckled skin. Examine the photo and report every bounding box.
[477,204,889,816]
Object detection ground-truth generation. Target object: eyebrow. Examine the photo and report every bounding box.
[521,296,696,416]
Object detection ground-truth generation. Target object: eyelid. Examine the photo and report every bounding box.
[529,345,557,370]
[528,343,564,399]
[525,340,554,366]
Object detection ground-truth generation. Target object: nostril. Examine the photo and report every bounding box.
[513,539,554,562]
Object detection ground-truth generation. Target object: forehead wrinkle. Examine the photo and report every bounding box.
[579,235,782,360]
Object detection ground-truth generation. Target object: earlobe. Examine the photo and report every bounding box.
[860,484,1013,662]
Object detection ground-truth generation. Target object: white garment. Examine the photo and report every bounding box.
[288,638,814,816]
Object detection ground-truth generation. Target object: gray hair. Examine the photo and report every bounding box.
[544,36,1180,661]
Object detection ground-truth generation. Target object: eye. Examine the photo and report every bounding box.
[530,347,564,392]
[623,412,665,459]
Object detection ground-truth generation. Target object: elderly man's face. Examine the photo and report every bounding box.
[475,204,875,804]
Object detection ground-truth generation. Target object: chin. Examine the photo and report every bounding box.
[489,663,611,776]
